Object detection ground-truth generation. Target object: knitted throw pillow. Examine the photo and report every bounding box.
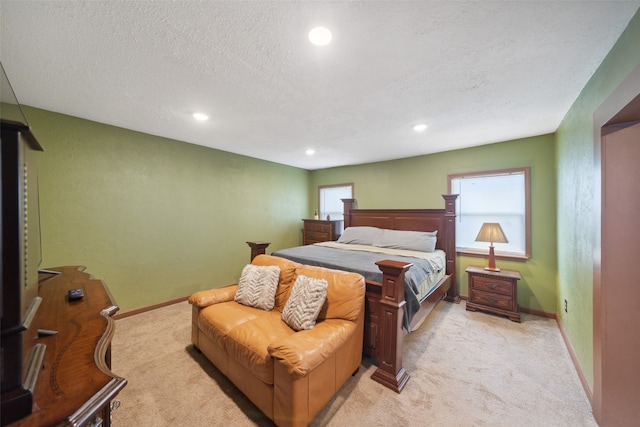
[281,275,328,331]
[234,264,280,311]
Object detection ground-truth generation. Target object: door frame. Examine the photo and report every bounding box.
[593,63,640,423]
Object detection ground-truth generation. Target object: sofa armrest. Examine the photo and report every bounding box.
[188,284,238,308]
[268,319,356,377]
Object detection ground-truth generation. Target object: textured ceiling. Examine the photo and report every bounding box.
[1,1,638,170]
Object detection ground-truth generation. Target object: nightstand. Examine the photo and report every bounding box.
[466,266,521,322]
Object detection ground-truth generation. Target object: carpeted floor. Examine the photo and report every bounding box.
[111,300,597,426]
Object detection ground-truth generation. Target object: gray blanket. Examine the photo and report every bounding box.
[272,245,443,328]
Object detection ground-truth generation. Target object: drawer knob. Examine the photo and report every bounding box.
[486,283,497,289]
[486,297,498,303]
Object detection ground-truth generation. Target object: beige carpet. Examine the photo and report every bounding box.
[111,300,597,426]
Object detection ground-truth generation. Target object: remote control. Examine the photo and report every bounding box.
[68,288,84,301]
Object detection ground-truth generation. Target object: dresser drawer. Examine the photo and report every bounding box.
[302,219,343,245]
[471,275,513,296]
[305,232,329,244]
[305,222,331,233]
[470,290,513,311]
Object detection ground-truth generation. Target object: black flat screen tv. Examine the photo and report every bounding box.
[1,119,45,426]
[1,60,46,425]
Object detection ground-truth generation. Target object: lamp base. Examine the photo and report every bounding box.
[486,245,499,272]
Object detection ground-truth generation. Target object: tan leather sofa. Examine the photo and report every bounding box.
[189,255,365,427]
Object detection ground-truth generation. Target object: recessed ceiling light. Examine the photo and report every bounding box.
[306,149,315,156]
[413,123,428,132]
[308,27,332,46]
[193,113,209,121]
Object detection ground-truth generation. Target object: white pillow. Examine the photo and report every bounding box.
[337,226,384,246]
[281,275,328,331]
[374,229,438,252]
[234,264,280,310]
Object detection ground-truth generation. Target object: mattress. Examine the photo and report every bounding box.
[271,242,446,327]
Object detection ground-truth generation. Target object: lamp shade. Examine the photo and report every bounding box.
[475,223,508,244]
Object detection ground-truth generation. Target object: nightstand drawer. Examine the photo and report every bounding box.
[471,275,513,296]
[305,222,331,233]
[470,290,513,311]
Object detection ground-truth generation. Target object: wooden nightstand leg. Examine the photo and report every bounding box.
[508,311,521,322]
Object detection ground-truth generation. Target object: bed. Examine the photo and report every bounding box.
[247,194,459,393]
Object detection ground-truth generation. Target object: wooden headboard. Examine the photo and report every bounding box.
[342,194,458,297]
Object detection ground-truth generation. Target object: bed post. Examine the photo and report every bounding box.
[342,198,356,228]
[442,194,460,303]
[370,260,412,393]
[246,241,271,261]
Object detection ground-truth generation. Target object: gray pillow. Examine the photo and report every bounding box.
[281,275,328,331]
[234,264,280,310]
[337,226,384,246]
[374,229,438,252]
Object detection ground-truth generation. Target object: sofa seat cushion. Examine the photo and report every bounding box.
[225,311,295,385]
[198,302,267,347]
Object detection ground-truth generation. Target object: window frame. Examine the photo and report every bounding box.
[318,183,353,221]
[447,167,531,261]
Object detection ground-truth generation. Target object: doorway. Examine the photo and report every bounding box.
[593,66,640,425]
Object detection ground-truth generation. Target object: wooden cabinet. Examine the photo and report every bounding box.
[302,219,343,245]
[8,266,127,427]
[1,95,125,426]
[466,266,521,322]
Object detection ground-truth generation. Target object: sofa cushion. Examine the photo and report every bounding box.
[198,302,266,348]
[281,275,328,331]
[224,312,295,384]
[296,265,365,322]
[234,264,280,310]
[251,255,301,312]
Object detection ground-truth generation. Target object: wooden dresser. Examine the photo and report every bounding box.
[302,219,343,245]
[7,266,127,427]
[466,266,521,322]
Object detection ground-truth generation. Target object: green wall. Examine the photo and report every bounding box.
[23,107,308,312]
[309,134,557,313]
[555,10,640,390]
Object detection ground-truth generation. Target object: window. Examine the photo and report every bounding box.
[448,168,530,259]
[318,183,353,221]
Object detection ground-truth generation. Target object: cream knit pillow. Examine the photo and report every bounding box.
[234,264,280,311]
[281,275,328,331]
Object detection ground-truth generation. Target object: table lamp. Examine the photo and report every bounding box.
[475,222,508,272]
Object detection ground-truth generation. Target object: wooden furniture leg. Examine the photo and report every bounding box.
[442,194,460,303]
